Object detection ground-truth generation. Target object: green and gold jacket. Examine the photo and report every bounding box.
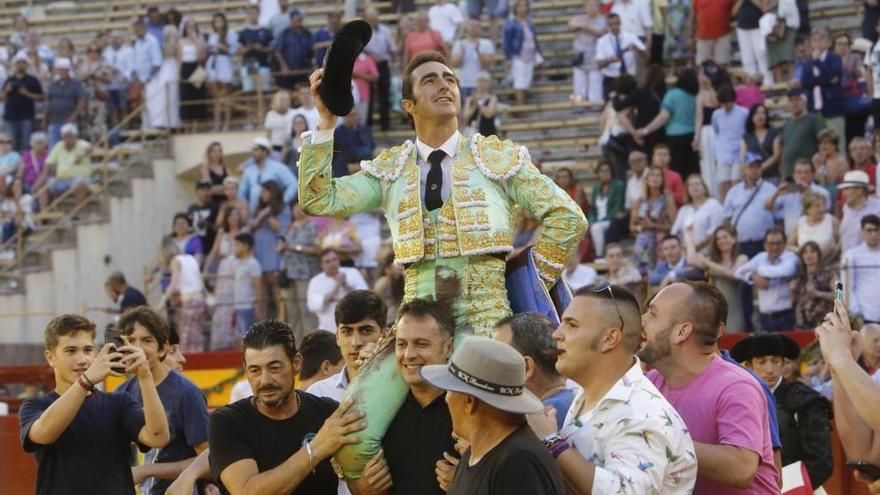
[298,132,587,285]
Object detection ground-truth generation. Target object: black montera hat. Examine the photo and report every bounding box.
[730,333,801,363]
[318,20,372,117]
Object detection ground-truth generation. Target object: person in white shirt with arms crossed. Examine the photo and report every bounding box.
[307,248,369,333]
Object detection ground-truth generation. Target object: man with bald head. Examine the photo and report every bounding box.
[859,323,880,378]
[526,283,697,494]
[640,281,779,494]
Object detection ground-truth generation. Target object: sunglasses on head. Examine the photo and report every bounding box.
[593,280,625,332]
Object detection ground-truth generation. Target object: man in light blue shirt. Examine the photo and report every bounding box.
[764,158,831,236]
[649,235,705,287]
[131,20,162,84]
[722,152,778,258]
[238,137,298,211]
[735,227,800,332]
[712,85,749,199]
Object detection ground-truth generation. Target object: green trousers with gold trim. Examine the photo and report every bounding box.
[334,254,511,478]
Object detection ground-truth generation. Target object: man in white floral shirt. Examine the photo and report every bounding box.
[527,282,697,494]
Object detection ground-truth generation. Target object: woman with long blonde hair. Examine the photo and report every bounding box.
[264,90,295,153]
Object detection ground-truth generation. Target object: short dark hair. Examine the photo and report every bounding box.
[45,314,96,351]
[717,84,736,103]
[398,298,455,338]
[661,234,681,246]
[117,306,170,350]
[862,214,880,229]
[611,73,637,95]
[495,313,559,377]
[607,13,620,21]
[401,52,456,129]
[335,290,387,328]
[764,226,787,243]
[107,270,126,286]
[319,247,339,261]
[653,142,670,153]
[242,320,298,363]
[234,232,254,249]
[573,284,643,352]
[299,331,343,380]
[678,281,726,347]
[168,325,180,346]
[172,211,192,227]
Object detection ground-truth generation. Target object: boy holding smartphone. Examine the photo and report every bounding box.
[18,314,170,495]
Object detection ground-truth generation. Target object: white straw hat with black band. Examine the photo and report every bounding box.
[419,337,544,414]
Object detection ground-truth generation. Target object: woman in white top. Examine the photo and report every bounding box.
[144,25,181,130]
[671,174,723,254]
[206,13,239,131]
[179,20,208,132]
[204,205,243,350]
[158,240,206,352]
[264,90,295,153]
[789,191,840,262]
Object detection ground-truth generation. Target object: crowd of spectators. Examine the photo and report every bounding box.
[10,1,880,494]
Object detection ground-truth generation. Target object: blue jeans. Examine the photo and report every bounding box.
[47,123,63,149]
[235,308,255,336]
[760,309,795,332]
[4,118,34,152]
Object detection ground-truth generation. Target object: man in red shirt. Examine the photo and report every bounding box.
[849,136,878,189]
[691,0,735,66]
[653,143,686,207]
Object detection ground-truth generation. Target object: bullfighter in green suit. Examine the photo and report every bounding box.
[299,51,587,479]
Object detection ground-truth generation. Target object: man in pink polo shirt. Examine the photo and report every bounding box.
[639,281,780,494]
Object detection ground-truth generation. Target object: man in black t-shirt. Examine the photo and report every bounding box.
[115,307,210,495]
[420,337,566,495]
[348,299,457,495]
[208,320,366,495]
[188,180,219,252]
[2,53,44,151]
[18,314,170,495]
[107,271,147,312]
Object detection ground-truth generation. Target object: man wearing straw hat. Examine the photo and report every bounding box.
[419,336,566,495]
[840,170,880,253]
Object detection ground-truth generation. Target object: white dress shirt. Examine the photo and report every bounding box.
[305,367,350,402]
[610,0,653,38]
[735,251,799,313]
[564,264,598,291]
[102,44,134,87]
[560,359,697,495]
[842,243,880,323]
[596,32,645,78]
[414,131,459,204]
[306,267,369,332]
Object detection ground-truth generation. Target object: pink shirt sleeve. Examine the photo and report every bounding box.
[714,379,768,457]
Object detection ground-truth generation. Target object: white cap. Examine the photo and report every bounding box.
[13,52,29,64]
[252,137,272,151]
[54,58,72,71]
[60,123,78,136]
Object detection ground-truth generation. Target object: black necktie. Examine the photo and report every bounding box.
[425,149,445,211]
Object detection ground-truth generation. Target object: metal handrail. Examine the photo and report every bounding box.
[0,99,164,277]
